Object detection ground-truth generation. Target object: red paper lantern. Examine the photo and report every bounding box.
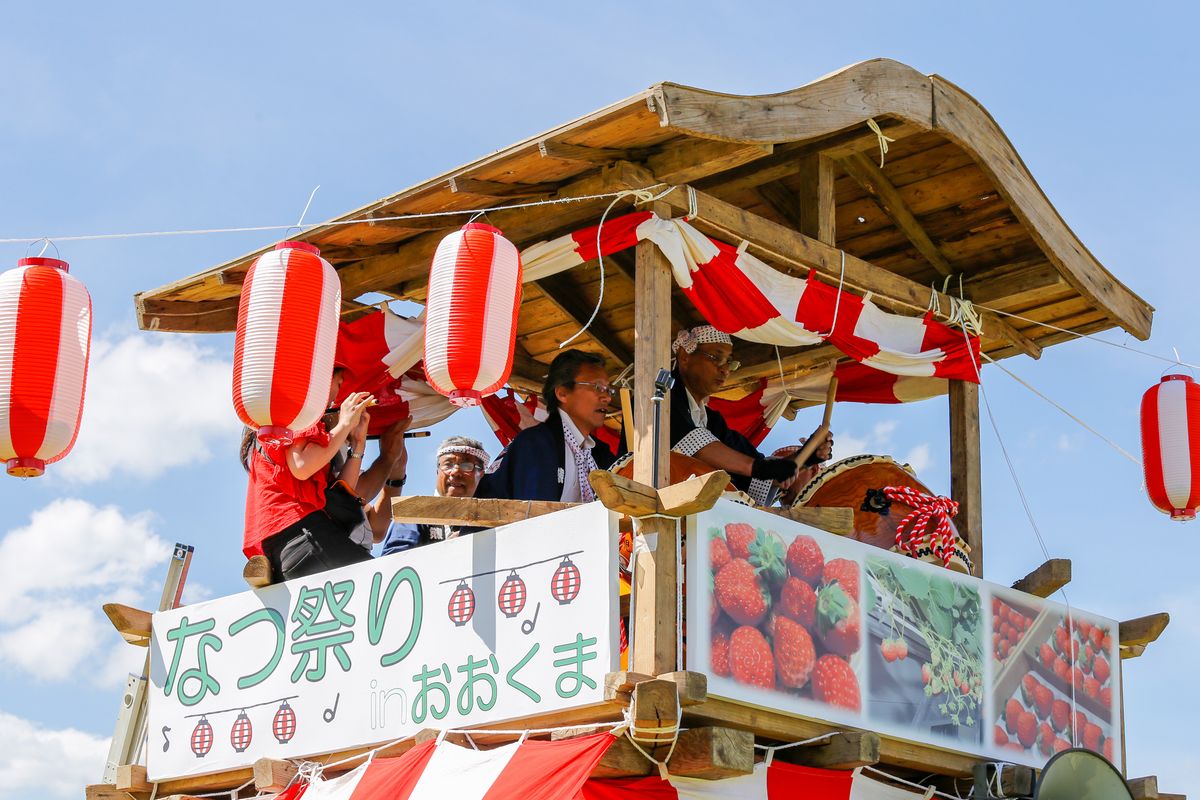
[230,710,253,753]
[233,242,341,445]
[190,716,214,757]
[0,257,92,477]
[448,580,475,626]
[1141,374,1200,520]
[272,700,296,744]
[550,557,581,605]
[423,224,522,407]
[497,570,527,618]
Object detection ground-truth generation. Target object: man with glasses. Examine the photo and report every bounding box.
[670,325,833,506]
[475,349,617,502]
[379,436,491,555]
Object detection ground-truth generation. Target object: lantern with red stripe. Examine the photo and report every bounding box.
[448,580,475,626]
[423,224,522,407]
[230,710,253,753]
[550,557,581,605]
[0,257,92,477]
[1140,374,1200,520]
[233,242,341,446]
[497,570,527,618]
[272,700,296,744]
[190,716,214,757]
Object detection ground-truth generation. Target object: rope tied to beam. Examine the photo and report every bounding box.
[866,118,896,168]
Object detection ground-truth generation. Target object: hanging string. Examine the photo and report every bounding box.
[860,765,962,800]
[866,118,896,168]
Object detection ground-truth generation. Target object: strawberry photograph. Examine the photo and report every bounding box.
[864,556,984,745]
[706,518,865,715]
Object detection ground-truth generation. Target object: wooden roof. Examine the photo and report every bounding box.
[134,58,1152,397]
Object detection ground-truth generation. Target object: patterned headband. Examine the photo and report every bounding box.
[436,444,490,469]
[672,325,733,353]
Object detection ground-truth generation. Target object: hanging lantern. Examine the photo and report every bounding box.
[1141,374,1200,520]
[233,242,341,446]
[0,257,92,477]
[447,580,476,626]
[497,570,527,618]
[550,557,581,605]
[190,716,214,757]
[230,710,253,753]
[272,700,297,744]
[423,223,522,407]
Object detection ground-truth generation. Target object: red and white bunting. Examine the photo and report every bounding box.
[0,257,92,477]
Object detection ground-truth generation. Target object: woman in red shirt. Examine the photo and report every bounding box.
[240,367,376,581]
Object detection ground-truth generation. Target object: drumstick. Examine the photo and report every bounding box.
[790,375,838,468]
[619,387,635,447]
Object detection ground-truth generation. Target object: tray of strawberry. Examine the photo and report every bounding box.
[993,672,1115,762]
[992,596,1035,667]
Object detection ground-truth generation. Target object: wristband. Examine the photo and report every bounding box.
[385,476,407,488]
[348,451,365,459]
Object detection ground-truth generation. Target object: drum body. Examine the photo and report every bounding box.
[793,454,972,573]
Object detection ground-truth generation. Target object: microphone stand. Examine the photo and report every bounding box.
[651,368,675,489]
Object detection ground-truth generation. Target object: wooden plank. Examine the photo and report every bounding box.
[631,516,680,676]
[1120,643,1147,660]
[592,734,656,777]
[633,232,673,490]
[252,758,298,792]
[756,181,804,231]
[658,670,709,707]
[539,140,636,164]
[537,271,633,365]
[103,604,151,646]
[391,495,577,527]
[448,177,558,198]
[116,765,151,793]
[666,727,754,779]
[85,786,144,800]
[772,731,880,770]
[839,151,955,277]
[760,505,855,536]
[603,670,656,703]
[1011,558,1071,598]
[1119,613,1170,647]
[647,140,774,185]
[629,679,680,761]
[1128,776,1159,800]
[656,471,730,516]
[589,470,659,517]
[243,555,273,589]
[796,152,835,244]
[949,380,983,577]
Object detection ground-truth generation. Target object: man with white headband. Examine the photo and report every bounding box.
[380,435,491,555]
[670,324,833,505]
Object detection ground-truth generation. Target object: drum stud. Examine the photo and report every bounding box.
[861,488,892,515]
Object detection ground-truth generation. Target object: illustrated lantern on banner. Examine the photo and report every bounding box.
[448,580,476,626]
[0,257,92,478]
[423,223,522,407]
[233,242,341,446]
[497,570,527,618]
[272,700,297,744]
[1140,373,1200,520]
[230,710,253,753]
[550,557,581,605]
[190,716,214,757]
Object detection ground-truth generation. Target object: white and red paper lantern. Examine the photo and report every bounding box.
[230,710,253,753]
[550,557,581,605]
[448,580,476,626]
[272,700,296,744]
[423,223,521,407]
[0,257,92,478]
[1141,374,1200,520]
[233,241,341,446]
[497,570,527,619]
[191,716,214,757]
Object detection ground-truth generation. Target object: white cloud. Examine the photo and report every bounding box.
[0,711,109,800]
[55,333,239,484]
[900,443,932,474]
[0,499,171,687]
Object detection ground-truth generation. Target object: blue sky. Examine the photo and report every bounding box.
[0,2,1196,796]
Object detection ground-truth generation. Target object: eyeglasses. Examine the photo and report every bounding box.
[571,380,614,397]
[437,460,483,475]
[695,350,740,372]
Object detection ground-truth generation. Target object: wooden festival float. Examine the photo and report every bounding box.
[93,60,1181,800]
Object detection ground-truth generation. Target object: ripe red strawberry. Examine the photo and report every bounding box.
[1103,738,1113,762]
[728,625,775,689]
[894,638,908,660]
[880,639,896,662]
[772,616,816,688]
[710,620,733,677]
[960,680,971,696]
[715,559,770,626]
[811,654,861,711]
[724,522,756,559]
[822,558,860,602]
[1083,676,1100,701]
[922,663,933,687]
[785,535,824,585]
[1038,722,1055,756]
[1033,684,1052,720]
[1054,737,1071,754]
[748,529,788,593]
[816,582,860,657]
[1082,722,1103,753]
[994,726,1009,747]
[1076,620,1092,640]
[1093,655,1110,684]
[1053,656,1071,683]
[710,533,732,572]
[1089,626,1104,650]
[1051,699,1070,732]
[1101,632,1113,651]
[777,576,818,631]
[1016,710,1038,749]
[1039,643,1056,669]
[1054,626,1071,656]
[1005,698,1023,734]
[1074,711,1087,737]
[1072,665,1086,690]
[1099,686,1112,708]
[1021,674,1039,705]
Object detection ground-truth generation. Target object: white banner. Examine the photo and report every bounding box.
[148,503,619,780]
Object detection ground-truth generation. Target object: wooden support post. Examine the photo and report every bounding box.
[949,380,983,577]
[86,786,145,800]
[1011,559,1071,598]
[115,765,151,793]
[631,515,679,675]
[629,678,679,762]
[633,223,673,490]
[796,152,836,244]
[1119,613,1170,647]
[666,727,754,779]
[243,555,273,589]
[252,758,298,792]
[1127,776,1159,800]
[771,731,880,770]
[658,671,709,706]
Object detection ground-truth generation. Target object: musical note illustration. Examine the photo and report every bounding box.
[161,725,171,752]
[323,693,340,723]
[521,601,542,635]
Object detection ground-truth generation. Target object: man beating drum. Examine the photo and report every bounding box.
[668,324,834,506]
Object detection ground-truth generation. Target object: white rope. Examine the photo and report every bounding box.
[861,765,962,800]
[866,118,897,169]
[620,693,682,778]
